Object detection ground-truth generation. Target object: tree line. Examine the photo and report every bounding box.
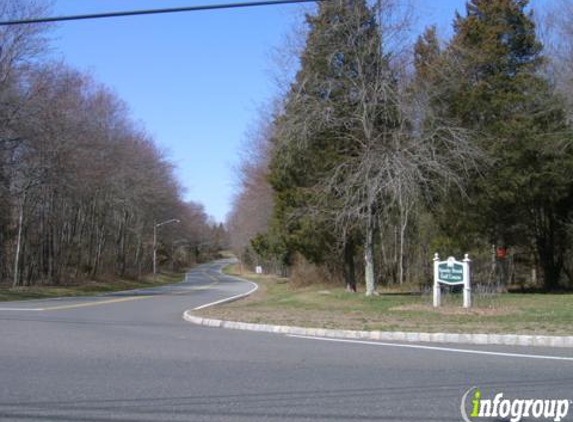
[0,1,225,287]
[228,0,573,293]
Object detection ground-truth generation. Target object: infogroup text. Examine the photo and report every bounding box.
[461,387,570,422]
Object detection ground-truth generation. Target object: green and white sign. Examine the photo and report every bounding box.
[437,261,464,285]
[433,254,472,308]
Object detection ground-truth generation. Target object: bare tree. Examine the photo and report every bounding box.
[272,0,483,295]
[227,103,276,265]
[1,58,214,286]
[0,0,53,284]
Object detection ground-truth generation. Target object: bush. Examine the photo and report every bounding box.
[289,254,340,288]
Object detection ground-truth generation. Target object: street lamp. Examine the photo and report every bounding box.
[153,218,180,280]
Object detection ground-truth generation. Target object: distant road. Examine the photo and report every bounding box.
[0,259,571,421]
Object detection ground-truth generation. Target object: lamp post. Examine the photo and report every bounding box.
[153,218,180,280]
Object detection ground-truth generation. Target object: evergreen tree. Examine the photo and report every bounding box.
[268,0,383,292]
[427,0,573,290]
[414,26,441,85]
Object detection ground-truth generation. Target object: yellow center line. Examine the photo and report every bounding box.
[38,270,221,311]
[42,295,152,311]
[186,280,218,291]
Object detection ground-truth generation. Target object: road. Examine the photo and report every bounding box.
[0,259,571,422]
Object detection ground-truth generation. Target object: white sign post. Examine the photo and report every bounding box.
[462,254,471,308]
[433,253,471,308]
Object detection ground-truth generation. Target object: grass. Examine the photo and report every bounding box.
[0,271,187,302]
[199,264,573,336]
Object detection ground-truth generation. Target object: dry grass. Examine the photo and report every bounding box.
[197,264,573,336]
[289,256,340,288]
[389,303,518,317]
[0,271,187,302]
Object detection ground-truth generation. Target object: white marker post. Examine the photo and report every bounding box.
[463,254,471,308]
[433,253,441,307]
[433,253,471,309]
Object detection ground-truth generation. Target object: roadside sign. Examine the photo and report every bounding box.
[433,254,471,308]
[437,259,464,285]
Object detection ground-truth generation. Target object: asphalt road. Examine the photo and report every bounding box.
[0,259,571,422]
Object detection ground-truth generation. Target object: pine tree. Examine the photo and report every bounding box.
[429,0,573,290]
[414,26,441,85]
[268,0,384,292]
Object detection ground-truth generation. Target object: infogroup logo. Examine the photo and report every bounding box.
[461,387,571,422]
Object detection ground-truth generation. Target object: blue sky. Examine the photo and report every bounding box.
[50,0,551,223]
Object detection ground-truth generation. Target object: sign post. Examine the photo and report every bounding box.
[433,254,441,308]
[462,254,471,308]
[433,253,471,308]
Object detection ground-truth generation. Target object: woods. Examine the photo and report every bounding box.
[228,0,573,292]
[2,0,572,292]
[0,1,223,287]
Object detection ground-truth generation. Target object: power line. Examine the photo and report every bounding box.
[0,0,328,26]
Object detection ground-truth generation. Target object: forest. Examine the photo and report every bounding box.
[0,1,226,287]
[227,0,573,293]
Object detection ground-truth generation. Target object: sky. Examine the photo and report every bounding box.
[48,0,553,223]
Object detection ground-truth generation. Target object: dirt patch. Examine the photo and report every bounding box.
[198,306,386,330]
[390,303,519,316]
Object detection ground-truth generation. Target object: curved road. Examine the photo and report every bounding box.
[0,259,571,421]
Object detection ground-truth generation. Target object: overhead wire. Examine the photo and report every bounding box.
[0,0,329,26]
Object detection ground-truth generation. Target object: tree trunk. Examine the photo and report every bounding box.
[134,234,142,280]
[91,224,105,279]
[344,238,356,292]
[12,191,26,288]
[364,207,376,296]
[398,196,410,285]
[537,239,563,292]
[535,211,564,292]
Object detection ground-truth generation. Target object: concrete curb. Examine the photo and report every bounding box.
[183,272,573,349]
[183,311,573,348]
